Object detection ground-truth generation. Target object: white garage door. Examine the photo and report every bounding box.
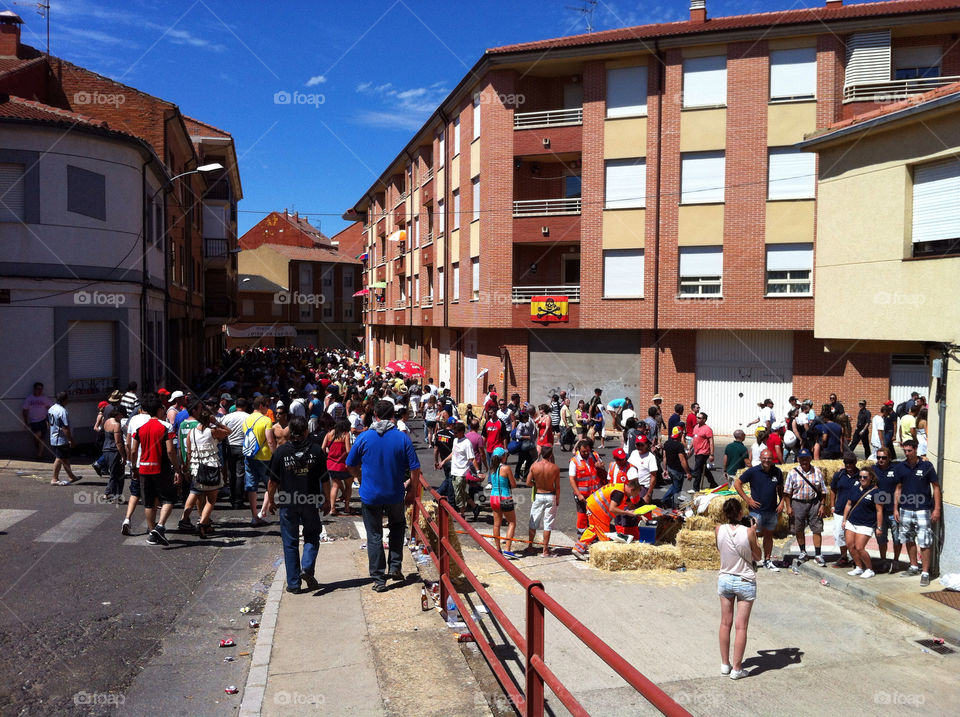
[696,331,793,435]
[890,354,930,405]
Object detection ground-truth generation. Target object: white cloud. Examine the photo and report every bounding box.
[356,81,372,92]
[161,27,226,52]
[354,80,449,131]
[355,111,427,132]
[306,75,327,86]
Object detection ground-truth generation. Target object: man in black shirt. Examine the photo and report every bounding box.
[433,418,456,503]
[851,400,871,460]
[263,416,330,593]
[661,426,692,507]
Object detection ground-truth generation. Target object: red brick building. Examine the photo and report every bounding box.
[331,221,366,260]
[347,0,960,432]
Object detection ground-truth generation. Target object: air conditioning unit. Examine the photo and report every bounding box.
[542,137,550,148]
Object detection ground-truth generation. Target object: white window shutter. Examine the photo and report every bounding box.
[473,96,481,139]
[768,149,816,200]
[605,158,646,209]
[681,151,725,204]
[845,31,891,87]
[770,48,817,100]
[679,246,723,276]
[766,243,813,271]
[68,321,114,379]
[683,55,727,108]
[603,249,644,297]
[437,199,445,234]
[606,66,647,118]
[912,160,960,244]
[0,163,25,222]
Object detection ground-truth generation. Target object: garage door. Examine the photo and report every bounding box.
[696,331,793,435]
[890,354,930,405]
[528,330,642,407]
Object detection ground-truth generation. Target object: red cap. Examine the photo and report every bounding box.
[613,448,627,460]
[884,400,894,406]
[635,434,649,445]
[157,388,171,396]
[97,401,108,410]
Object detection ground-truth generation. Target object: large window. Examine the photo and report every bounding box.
[438,131,445,168]
[473,95,481,139]
[606,65,647,118]
[437,198,445,236]
[683,55,727,108]
[766,243,813,295]
[912,158,960,257]
[604,158,646,209]
[770,47,817,101]
[452,263,460,302]
[0,163,25,222]
[679,246,722,296]
[67,165,106,221]
[768,148,816,200]
[453,117,461,156]
[681,151,725,204]
[565,174,582,199]
[437,266,445,303]
[471,258,480,300]
[893,45,941,80]
[472,177,480,221]
[452,189,460,230]
[603,249,644,298]
[845,31,891,88]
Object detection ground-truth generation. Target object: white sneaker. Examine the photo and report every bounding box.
[764,559,780,572]
[860,569,876,579]
[848,567,864,576]
[730,669,747,680]
[687,489,695,494]
[720,664,732,675]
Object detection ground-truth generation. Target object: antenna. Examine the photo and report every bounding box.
[565,0,598,33]
[13,1,48,55]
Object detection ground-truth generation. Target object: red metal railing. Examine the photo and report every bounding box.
[410,476,691,717]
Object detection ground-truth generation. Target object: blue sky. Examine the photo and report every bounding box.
[23,0,872,237]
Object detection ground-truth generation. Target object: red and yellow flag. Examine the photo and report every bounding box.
[530,295,569,322]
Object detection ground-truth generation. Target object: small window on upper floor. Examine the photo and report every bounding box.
[769,47,817,101]
[67,165,106,221]
[682,55,727,109]
[893,46,942,80]
[911,158,960,258]
[606,65,647,118]
[0,163,25,222]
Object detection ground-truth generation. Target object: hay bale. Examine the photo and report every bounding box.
[676,529,720,570]
[407,500,464,579]
[589,542,684,571]
[704,492,749,522]
[684,515,717,532]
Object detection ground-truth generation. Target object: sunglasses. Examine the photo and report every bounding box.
[844,461,857,465]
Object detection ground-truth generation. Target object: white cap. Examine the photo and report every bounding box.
[170,390,185,401]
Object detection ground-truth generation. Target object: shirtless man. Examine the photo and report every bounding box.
[527,446,560,557]
[272,406,291,447]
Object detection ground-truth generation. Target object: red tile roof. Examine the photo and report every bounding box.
[0,94,115,129]
[257,243,361,265]
[0,53,43,77]
[488,0,960,54]
[814,79,960,136]
[183,115,232,139]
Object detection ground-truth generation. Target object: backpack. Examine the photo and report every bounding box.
[895,401,908,418]
[804,417,822,445]
[242,415,268,458]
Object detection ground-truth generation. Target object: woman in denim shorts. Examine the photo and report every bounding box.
[715,498,762,681]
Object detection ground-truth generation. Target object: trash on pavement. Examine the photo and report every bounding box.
[820,579,830,586]
[239,606,252,614]
[456,633,475,643]
[248,619,260,629]
[219,639,236,648]
[224,686,239,695]
[223,656,235,662]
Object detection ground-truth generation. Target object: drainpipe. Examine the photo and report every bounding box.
[140,158,149,388]
[933,344,951,573]
[652,40,665,394]
[438,108,451,386]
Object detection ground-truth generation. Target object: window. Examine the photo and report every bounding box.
[153,202,163,247]
[299,264,313,291]
[767,148,816,200]
[683,55,727,108]
[242,298,254,316]
[437,266,445,302]
[565,174,582,199]
[766,243,813,295]
[604,158,646,209]
[770,47,817,101]
[400,279,406,303]
[67,165,106,221]
[452,190,460,230]
[0,163,25,222]
[343,303,355,322]
[414,216,420,247]
[427,267,434,301]
[436,198,445,236]
[473,95,481,139]
[894,46,942,80]
[343,271,354,289]
[912,158,960,257]
[471,257,479,300]
[415,273,420,303]
[322,301,333,320]
[603,249,644,297]
[271,300,282,317]
[845,31,891,88]
[67,321,115,391]
[679,246,722,296]
[681,151,725,204]
[452,263,460,302]
[472,177,480,221]
[453,117,460,156]
[606,65,647,118]
[438,131,445,167]
[202,203,228,239]
[321,269,333,287]
[300,300,312,321]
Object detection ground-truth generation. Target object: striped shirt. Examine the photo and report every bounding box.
[784,465,825,501]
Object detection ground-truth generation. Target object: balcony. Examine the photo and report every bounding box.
[843,75,960,102]
[514,108,583,130]
[420,244,434,265]
[513,198,581,217]
[511,285,580,303]
[421,167,434,186]
[421,177,434,204]
[394,300,407,310]
[393,204,406,224]
[421,294,433,307]
[204,238,229,258]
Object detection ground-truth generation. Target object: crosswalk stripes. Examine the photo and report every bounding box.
[0,509,36,533]
[35,512,108,543]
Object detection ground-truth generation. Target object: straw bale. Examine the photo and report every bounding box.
[676,529,720,570]
[704,492,749,522]
[589,542,684,571]
[683,515,717,532]
[407,500,463,579]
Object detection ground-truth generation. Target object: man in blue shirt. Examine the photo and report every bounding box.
[871,448,902,573]
[734,449,784,571]
[829,453,861,568]
[893,439,942,587]
[347,400,422,592]
[816,411,845,460]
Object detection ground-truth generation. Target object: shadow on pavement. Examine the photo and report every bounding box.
[742,647,803,676]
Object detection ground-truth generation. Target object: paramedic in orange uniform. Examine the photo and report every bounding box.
[573,479,642,558]
[568,438,606,530]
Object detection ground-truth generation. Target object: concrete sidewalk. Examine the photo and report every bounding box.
[247,534,491,717]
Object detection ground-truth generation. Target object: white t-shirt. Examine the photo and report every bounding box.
[759,406,775,426]
[750,441,765,466]
[396,419,409,434]
[23,394,52,423]
[871,414,885,446]
[627,451,658,488]
[450,437,475,475]
[221,410,250,447]
[288,398,307,418]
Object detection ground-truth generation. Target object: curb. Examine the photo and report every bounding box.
[795,561,960,646]
[239,560,285,717]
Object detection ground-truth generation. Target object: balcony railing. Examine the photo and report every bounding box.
[513,198,581,217]
[395,300,408,309]
[843,75,960,102]
[204,238,229,257]
[424,232,434,245]
[512,285,581,303]
[514,107,583,129]
[422,168,434,185]
[421,295,433,307]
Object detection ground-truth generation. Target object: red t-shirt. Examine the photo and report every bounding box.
[536,416,554,447]
[135,418,173,475]
[685,412,698,437]
[765,432,783,463]
[484,419,504,452]
[692,424,714,456]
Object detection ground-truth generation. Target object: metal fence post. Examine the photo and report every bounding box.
[525,582,545,717]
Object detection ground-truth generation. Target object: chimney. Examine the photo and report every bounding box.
[0,11,23,59]
[690,0,707,23]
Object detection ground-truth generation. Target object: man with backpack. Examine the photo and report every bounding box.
[243,395,277,527]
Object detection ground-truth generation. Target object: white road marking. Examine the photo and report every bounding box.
[0,509,36,532]
[35,512,108,543]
